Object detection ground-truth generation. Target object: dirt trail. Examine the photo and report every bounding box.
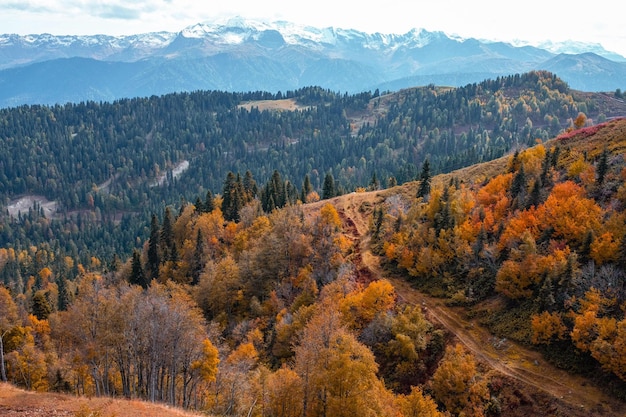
[321,190,626,417]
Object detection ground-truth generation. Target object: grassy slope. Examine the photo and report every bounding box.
[0,382,208,417]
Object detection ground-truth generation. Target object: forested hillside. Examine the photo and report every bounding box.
[2,117,626,417]
[378,117,626,399]
[1,71,625,272]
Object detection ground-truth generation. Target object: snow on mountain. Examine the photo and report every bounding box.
[3,16,622,68]
[1,15,624,108]
[509,38,625,61]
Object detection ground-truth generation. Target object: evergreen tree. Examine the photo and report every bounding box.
[528,178,542,208]
[596,148,609,186]
[194,197,205,213]
[262,170,289,211]
[322,172,336,200]
[170,242,179,264]
[31,290,52,320]
[222,171,244,222]
[147,213,160,280]
[57,276,70,312]
[204,190,215,213]
[510,162,526,203]
[509,150,520,173]
[191,229,205,286]
[243,170,258,202]
[285,180,299,205]
[416,159,431,199]
[541,148,552,184]
[372,207,384,242]
[161,207,174,260]
[129,250,147,289]
[270,170,286,208]
[301,174,313,202]
[369,172,380,191]
[108,254,121,273]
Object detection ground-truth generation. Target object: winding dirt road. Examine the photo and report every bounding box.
[320,190,626,417]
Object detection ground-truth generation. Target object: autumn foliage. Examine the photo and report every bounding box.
[2,118,626,415]
[378,118,626,386]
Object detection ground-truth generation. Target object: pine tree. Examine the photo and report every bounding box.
[510,162,526,201]
[369,172,380,190]
[322,172,336,200]
[194,197,205,213]
[32,290,52,320]
[129,250,147,289]
[301,174,313,202]
[262,170,287,212]
[147,213,160,280]
[416,159,431,199]
[243,170,258,202]
[191,229,205,286]
[596,148,609,186]
[161,207,174,260]
[204,190,215,213]
[528,178,542,208]
[222,171,243,222]
[372,207,384,242]
[57,276,70,311]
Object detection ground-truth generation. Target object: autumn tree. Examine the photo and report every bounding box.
[310,203,348,286]
[263,366,304,417]
[574,112,587,129]
[195,256,243,323]
[531,311,567,344]
[536,180,602,246]
[0,286,19,382]
[396,386,445,417]
[294,301,384,417]
[5,315,50,391]
[340,279,396,330]
[432,343,489,417]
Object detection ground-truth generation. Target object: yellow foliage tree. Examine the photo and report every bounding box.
[294,302,384,417]
[432,343,489,417]
[264,366,304,417]
[590,232,620,265]
[192,339,220,384]
[339,279,396,330]
[536,181,602,246]
[531,311,567,344]
[397,386,445,417]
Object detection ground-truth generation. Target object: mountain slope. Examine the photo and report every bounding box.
[539,52,626,91]
[307,182,625,416]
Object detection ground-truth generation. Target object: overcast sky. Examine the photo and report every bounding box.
[2,0,625,57]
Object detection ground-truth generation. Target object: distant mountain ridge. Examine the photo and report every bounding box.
[1,17,625,107]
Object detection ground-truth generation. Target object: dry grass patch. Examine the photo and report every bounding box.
[238,98,310,112]
[0,383,207,417]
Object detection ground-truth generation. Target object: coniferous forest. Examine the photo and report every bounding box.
[2,71,626,416]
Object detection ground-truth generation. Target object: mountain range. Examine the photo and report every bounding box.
[1,17,625,108]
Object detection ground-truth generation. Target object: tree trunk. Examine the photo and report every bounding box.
[0,333,7,382]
